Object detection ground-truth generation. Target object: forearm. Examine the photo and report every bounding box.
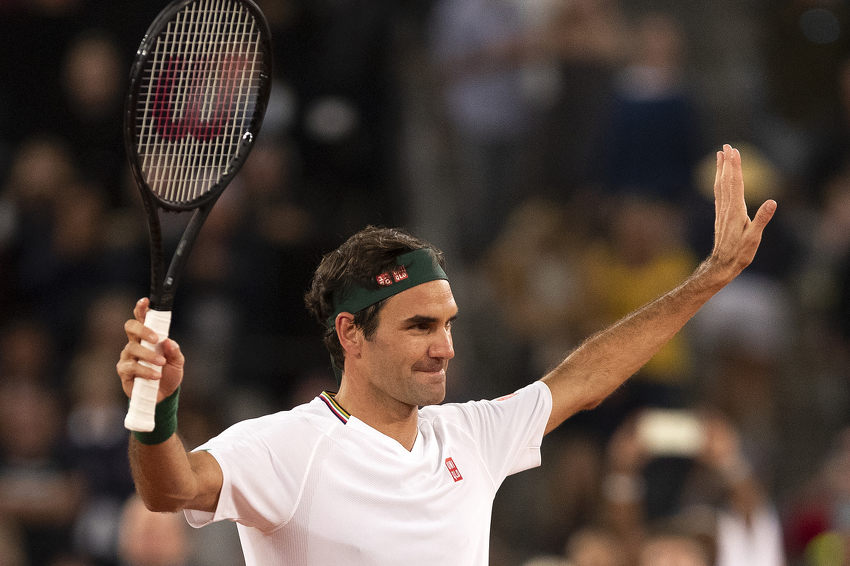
[542,259,728,433]
[129,434,220,513]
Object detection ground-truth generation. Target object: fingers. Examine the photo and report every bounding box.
[119,335,182,375]
[717,144,776,221]
[723,144,744,200]
[116,337,182,398]
[133,297,150,323]
[711,144,777,270]
[715,145,744,212]
[117,342,163,397]
[125,298,159,345]
[118,341,166,377]
[124,318,160,344]
[161,338,185,369]
[120,298,177,397]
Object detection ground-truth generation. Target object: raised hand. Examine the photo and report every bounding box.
[116,298,184,403]
[708,144,777,283]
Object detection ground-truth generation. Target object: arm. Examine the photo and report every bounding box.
[117,298,223,513]
[541,145,777,434]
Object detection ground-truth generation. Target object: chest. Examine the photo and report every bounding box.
[283,423,495,564]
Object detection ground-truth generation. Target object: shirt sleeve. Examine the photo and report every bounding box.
[184,414,320,533]
[429,381,553,487]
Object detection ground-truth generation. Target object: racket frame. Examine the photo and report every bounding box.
[123,0,273,312]
[122,0,272,432]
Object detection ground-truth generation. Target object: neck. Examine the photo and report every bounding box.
[334,384,419,451]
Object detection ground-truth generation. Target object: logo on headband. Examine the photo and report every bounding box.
[376,265,409,287]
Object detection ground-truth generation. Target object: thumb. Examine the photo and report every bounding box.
[750,199,777,235]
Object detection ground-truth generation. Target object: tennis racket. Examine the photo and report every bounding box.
[123,0,273,432]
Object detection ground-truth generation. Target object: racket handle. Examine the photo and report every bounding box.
[124,310,173,432]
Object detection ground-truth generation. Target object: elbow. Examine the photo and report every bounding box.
[579,397,605,412]
[138,491,192,513]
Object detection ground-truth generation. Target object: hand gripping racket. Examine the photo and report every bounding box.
[123,0,273,432]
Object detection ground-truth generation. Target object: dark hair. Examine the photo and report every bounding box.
[304,226,446,371]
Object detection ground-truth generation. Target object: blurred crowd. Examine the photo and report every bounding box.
[1,0,850,565]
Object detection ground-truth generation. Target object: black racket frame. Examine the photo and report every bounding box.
[123,0,273,311]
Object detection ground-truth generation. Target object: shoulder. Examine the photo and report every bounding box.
[419,381,551,426]
[196,396,341,452]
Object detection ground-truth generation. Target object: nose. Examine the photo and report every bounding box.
[430,327,454,360]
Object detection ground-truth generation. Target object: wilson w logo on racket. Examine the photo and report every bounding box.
[152,54,249,142]
[123,0,272,433]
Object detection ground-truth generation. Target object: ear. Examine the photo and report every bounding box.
[335,313,362,360]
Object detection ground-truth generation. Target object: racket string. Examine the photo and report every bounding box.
[134,0,265,206]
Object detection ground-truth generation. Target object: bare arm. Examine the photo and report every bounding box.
[117,298,223,513]
[128,435,222,513]
[541,145,777,434]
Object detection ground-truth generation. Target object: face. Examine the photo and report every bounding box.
[639,537,708,566]
[357,280,457,409]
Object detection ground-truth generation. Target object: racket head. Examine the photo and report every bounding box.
[124,0,273,212]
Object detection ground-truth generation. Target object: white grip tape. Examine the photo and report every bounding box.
[124,309,173,432]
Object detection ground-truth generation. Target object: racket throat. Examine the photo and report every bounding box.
[153,206,212,312]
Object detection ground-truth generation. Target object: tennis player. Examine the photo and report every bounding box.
[116,145,775,565]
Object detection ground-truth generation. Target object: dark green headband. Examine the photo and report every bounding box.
[326,248,448,384]
[326,248,448,328]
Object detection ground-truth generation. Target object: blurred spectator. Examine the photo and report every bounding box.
[427,0,537,261]
[565,526,626,566]
[2,134,147,364]
[117,494,243,566]
[806,58,850,207]
[802,89,850,364]
[173,136,332,419]
[64,290,138,565]
[761,0,849,182]
[599,11,706,204]
[0,519,26,566]
[1,134,77,219]
[492,432,606,558]
[784,427,850,564]
[638,528,712,566]
[529,0,628,199]
[266,0,405,231]
[0,316,58,388]
[575,195,698,435]
[0,373,85,565]
[602,410,785,566]
[0,0,86,151]
[483,197,594,384]
[58,31,126,205]
[116,495,195,566]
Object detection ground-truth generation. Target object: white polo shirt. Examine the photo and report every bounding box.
[185,381,552,565]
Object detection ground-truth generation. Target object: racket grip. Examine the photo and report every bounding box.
[124,310,173,432]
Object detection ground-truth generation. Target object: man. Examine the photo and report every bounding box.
[116,145,776,565]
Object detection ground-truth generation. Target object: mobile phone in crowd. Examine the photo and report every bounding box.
[637,409,705,457]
